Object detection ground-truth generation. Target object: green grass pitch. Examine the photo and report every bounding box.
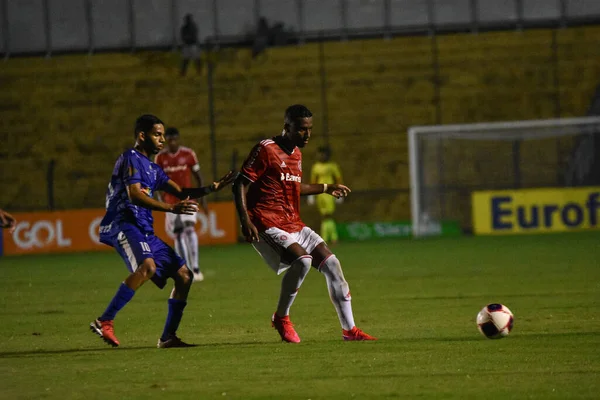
[1,233,599,399]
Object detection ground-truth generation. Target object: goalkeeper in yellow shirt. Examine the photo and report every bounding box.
[310,146,343,244]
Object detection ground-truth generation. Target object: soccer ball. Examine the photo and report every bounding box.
[476,303,514,339]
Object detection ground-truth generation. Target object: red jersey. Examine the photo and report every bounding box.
[155,146,200,205]
[241,137,305,233]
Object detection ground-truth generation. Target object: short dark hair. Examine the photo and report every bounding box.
[165,127,180,138]
[134,114,163,138]
[284,104,312,126]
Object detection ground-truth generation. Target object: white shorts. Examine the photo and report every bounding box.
[252,226,324,275]
[165,212,197,237]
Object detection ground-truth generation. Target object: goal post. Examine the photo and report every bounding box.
[408,116,600,237]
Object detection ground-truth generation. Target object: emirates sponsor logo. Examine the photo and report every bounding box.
[280,172,301,182]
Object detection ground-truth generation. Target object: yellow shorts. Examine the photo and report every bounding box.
[316,194,335,216]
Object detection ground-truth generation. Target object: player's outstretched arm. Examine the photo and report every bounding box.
[0,208,17,233]
[300,183,351,199]
[164,171,236,200]
[232,174,259,242]
[192,169,209,213]
[127,183,197,215]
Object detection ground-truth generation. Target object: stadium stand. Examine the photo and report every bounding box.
[0,26,598,222]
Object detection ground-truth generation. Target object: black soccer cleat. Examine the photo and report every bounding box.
[157,334,195,348]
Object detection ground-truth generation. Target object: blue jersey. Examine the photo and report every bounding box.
[99,149,170,245]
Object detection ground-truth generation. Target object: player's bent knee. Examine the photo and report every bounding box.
[138,259,157,278]
[319,254,340,272]
[290,255,312,276]
[320,255,346,282]
[320,255,351,301]
[177,266,194,286]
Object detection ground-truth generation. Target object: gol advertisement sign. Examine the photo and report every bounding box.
[1,202,238,256]
[472,187,600,235]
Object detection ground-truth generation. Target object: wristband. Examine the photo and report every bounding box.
[322,183,328,193]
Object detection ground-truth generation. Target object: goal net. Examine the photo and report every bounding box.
[408,116,600,237]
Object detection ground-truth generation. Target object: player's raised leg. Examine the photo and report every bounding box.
[312,243,376,341]
[158,265,194,348]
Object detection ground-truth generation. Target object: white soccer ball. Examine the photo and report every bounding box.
[476,303,514,339]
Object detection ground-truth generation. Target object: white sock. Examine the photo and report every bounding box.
[174,232,191,270]
[183,226,199,272]
[276,256,312,317]
[319,255,355,330]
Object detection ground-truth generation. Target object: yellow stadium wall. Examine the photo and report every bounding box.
[0,26,598,228]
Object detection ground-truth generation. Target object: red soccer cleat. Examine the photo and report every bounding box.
[90,319,120,347]
[271,313,301,343]
[342,326,377,341]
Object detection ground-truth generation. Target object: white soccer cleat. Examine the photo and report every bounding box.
[193,271,204,282]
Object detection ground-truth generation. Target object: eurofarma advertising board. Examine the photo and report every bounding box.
[0,202,238,256]
[472,187,600,235]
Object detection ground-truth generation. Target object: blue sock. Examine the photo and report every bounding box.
[99,283,135,321]
[161,299,187,341]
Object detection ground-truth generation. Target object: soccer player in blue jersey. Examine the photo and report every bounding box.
[90,114,234,348]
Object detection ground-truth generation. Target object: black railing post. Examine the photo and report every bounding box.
[469,0,479,34]
[207,54,218,184]
[231,149,239,172]
[128,0,135,52]
[340,0,348,41]
[513,141,521,188]
[2,0,10,60]
[383,0,392,39]
[297,0,304,45]
[551,29,561,118]
[47,159,56,210]
[318,35,330,147]
[85,0,94,55]
[171,0,178,51]
[254,0,261,26]
[43,0,51,57]
[559,0,568,28]
[212,0,220,46]
[515,0,524,31]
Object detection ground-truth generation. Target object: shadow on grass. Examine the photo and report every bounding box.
[3,332,596,358]
[0,340,276,359]
[0,345,157,358]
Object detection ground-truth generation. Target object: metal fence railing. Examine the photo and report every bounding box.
[2,0,600,58]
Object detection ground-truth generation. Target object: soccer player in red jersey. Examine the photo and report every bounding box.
[233,104,376,342]
[155,128,208,282]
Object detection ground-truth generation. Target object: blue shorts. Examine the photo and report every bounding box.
[108,223,186,289]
